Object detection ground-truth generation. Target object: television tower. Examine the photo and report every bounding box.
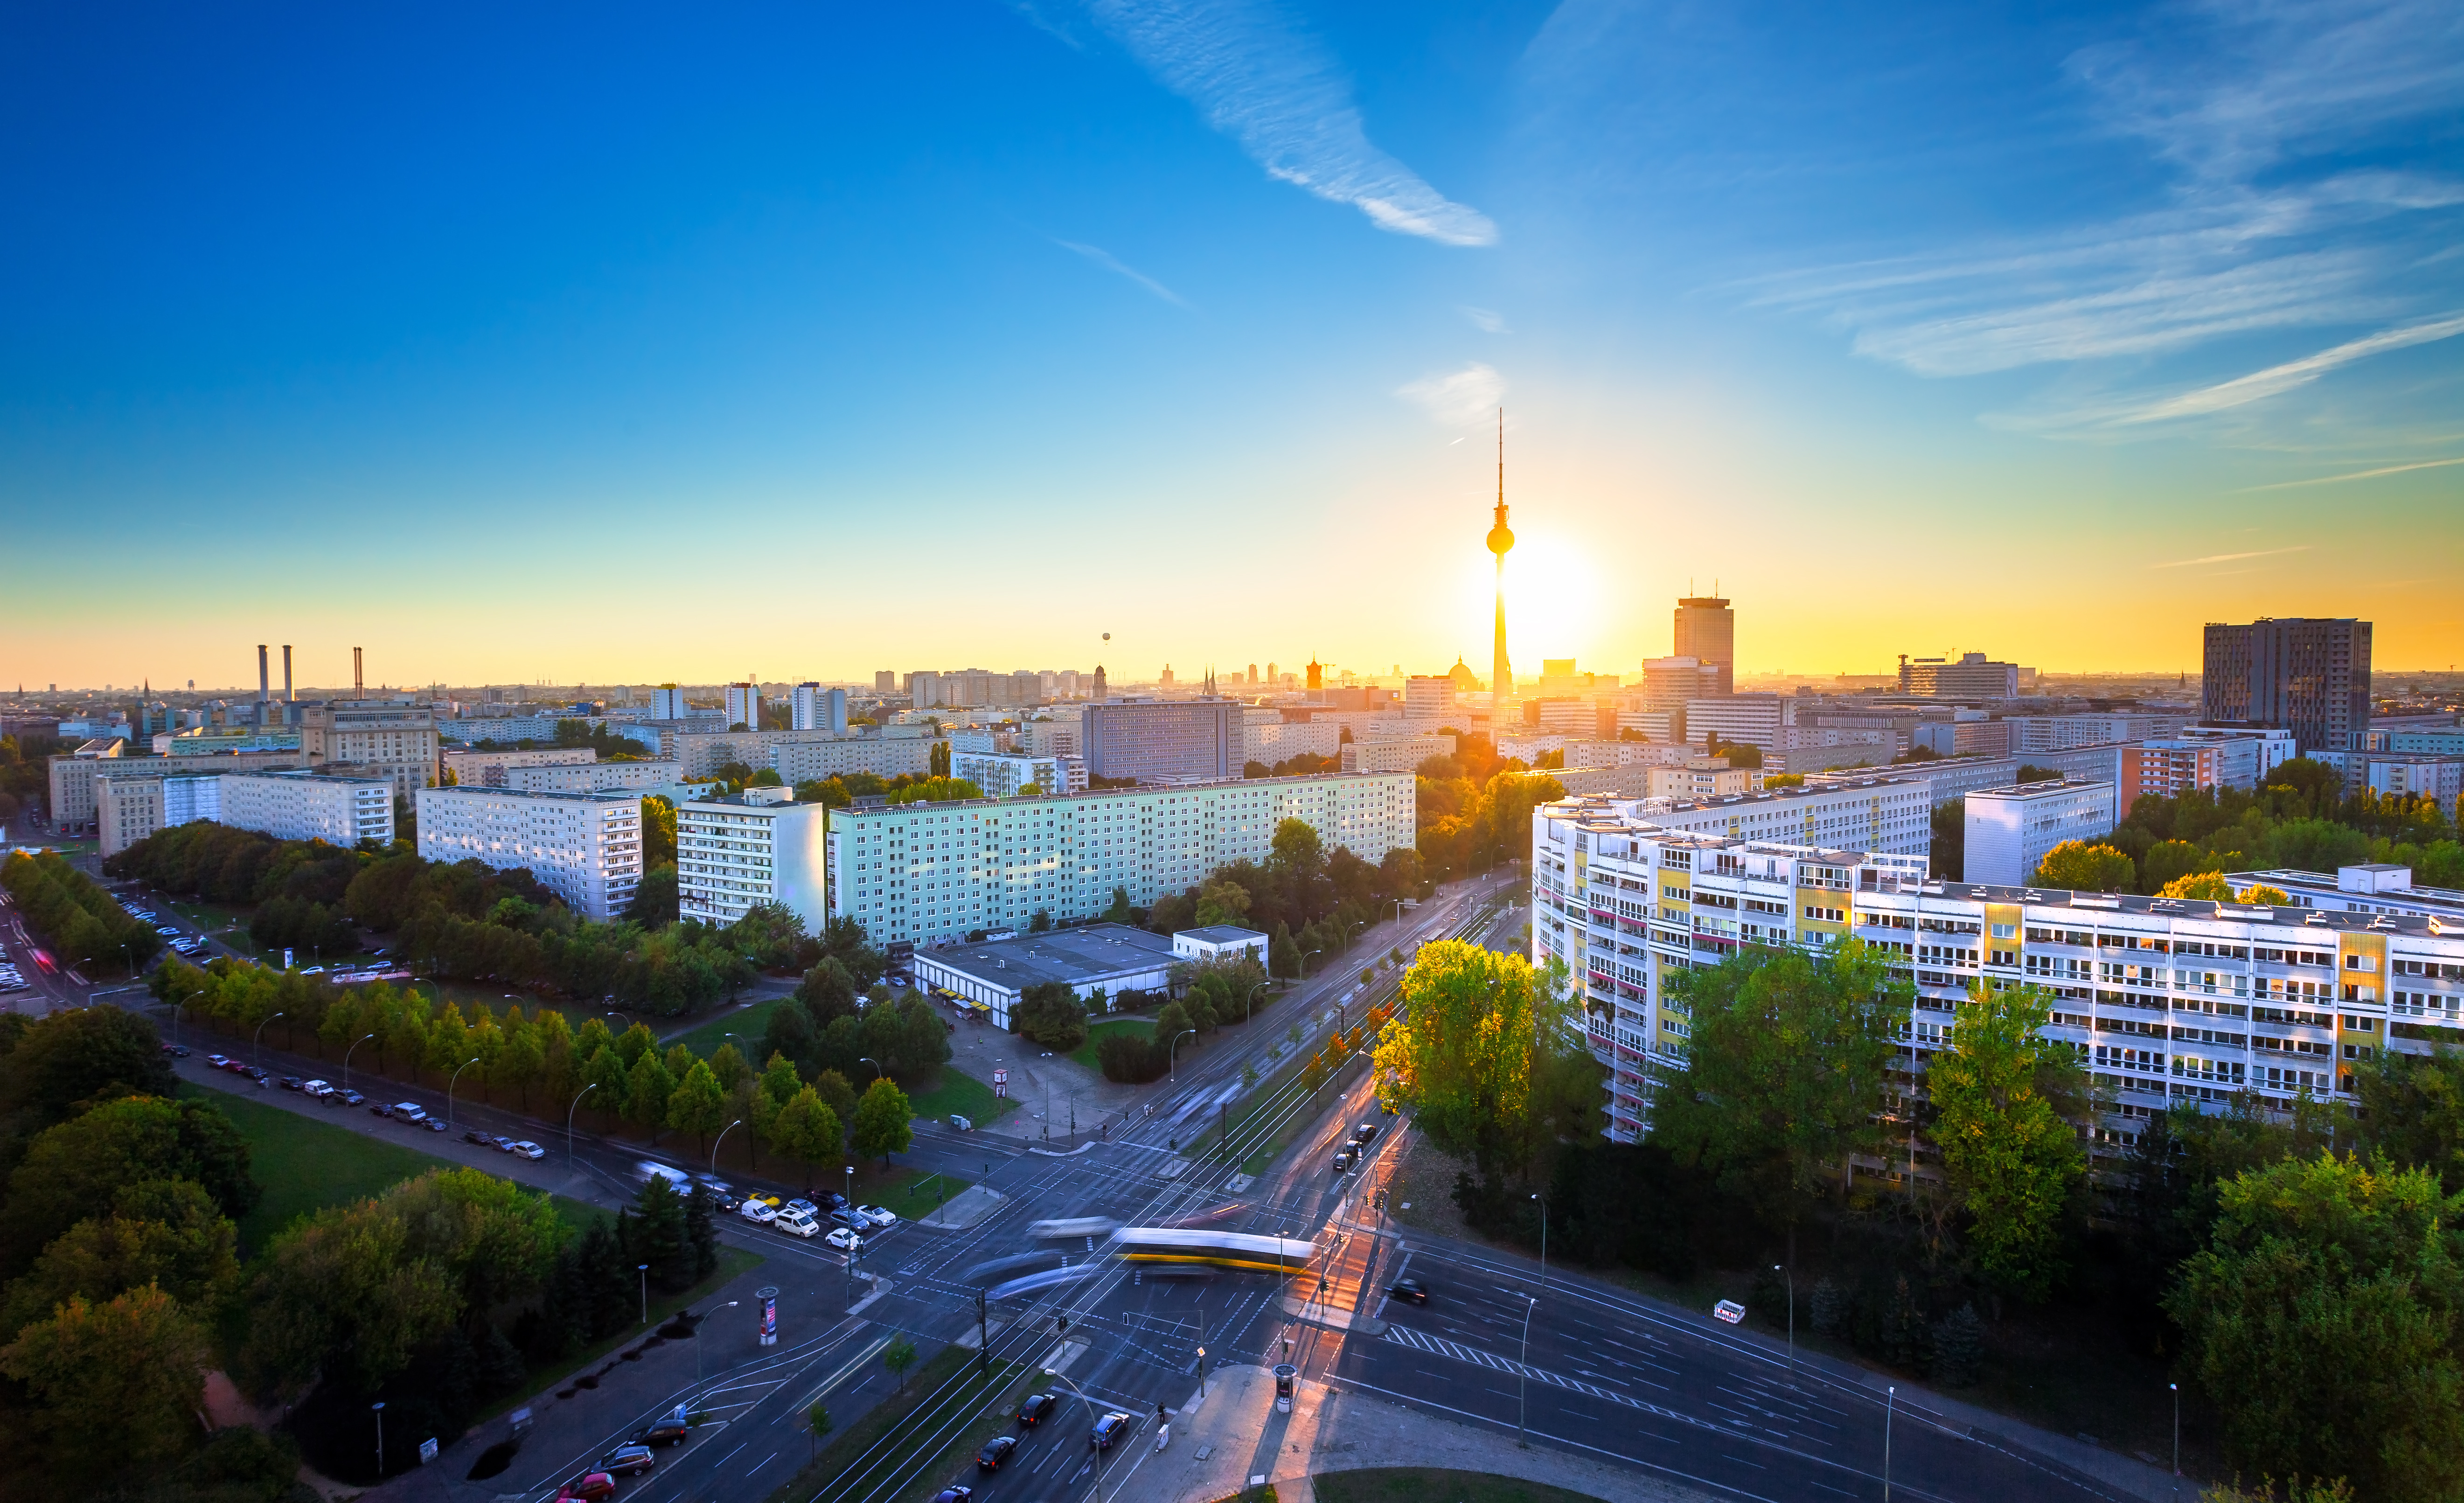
[1485,409,1515,710]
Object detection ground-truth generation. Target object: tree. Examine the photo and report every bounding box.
[1268,921,1302,979]
[0,1003,176,1137]
[3,1095,258,1278]
[0,1285,208,1490]
[1371,941,1578,1176]
[626,864,680,925]
[578,1045,630,1124]
[2142,839,2222,893]
[1929,800,1965,880]
[812,1068,860,1133]
[1926,983,2088,1304]
[665,1060,729,1157]
[2352,1047,2464,1191]
[2031,841,2136,892]
[766,1087,842,1191]
[1012,981,1087,1051]
[0,1178,240,1337]
[2166,1153,2464,1503]
[1102,886,1135,925]
[1648,944,1912,1261]
[851,1078,913,1167]
[883,1334,918,1392]
[806,1400,831,1461]
[627,1048,681,1138]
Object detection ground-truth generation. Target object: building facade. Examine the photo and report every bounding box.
[1341,735,1455,775]
[768,735,937,785]
[1537,779,1932,859]
[500,760,684,793]
[220,770,396,847]
[676,786,829,931]
[1964,781,2119,886]
[415,786,644,920]
[443,747,597,786]
[1082,698,1239,783]
[1897,652,2020,699]
[48,748,308,832]
[1244,720,1343,766]
[825,771,1415,947]
[951,752,1089,798]
[2202,617,2373,752]
[911,925,1181,1026]
[1671,598,1734,696]
[792,683,849,734]
[2006,713,2192,752]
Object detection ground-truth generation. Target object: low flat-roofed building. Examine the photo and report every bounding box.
[1172,925,1268,966]
[2222,863,2464,923]
[910,922,1180,1026]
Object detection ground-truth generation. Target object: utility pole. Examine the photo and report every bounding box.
[977,1288,989,1377]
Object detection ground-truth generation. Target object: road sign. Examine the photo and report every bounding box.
[993,1068,1008,1099]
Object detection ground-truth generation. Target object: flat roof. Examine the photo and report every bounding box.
[1865,880,2454,936]
[1968,779,2113,798]
[1176,925,1267,944]
[917,923,1178,992]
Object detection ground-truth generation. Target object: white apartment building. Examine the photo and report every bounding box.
[1549,778,1933,859]
[1244,720,1343,765]
[1534,797,2464,1145]
[444,747,598,786]
[501,760,683,793]
[1341,735,1455,775]
[1684,695,1794,752]
[1405,676,1457,721]
[792,683,849,734]
[2222,863,2464,925]
[414,786,644,920]
[1964,781,2118,886]
[678,786,829,931]
[2178,725,2297,782]
[648,685,689,720]
[826,771,1416,946]
[2005,713,2191,752]
[770,736,938,785]
[1017,714,1083,758]
[49,749,306,831]
[724,682,759,730]
[220,769,395,847]
[951,752,1089,798]
[299,698,439,801]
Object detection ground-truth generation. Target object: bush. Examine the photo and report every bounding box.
[1096,1029,1169,1084]
[1012,982,1087,1052]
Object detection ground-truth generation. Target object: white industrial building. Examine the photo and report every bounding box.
[415,785,645,919]
[221,769,396,848]
[910,924,1182,1026]
[677,786,828,931]
[1963,781,2118,886]
[826,771,1416,947]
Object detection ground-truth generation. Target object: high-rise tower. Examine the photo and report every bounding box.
[1674,592,1734,696]
[1485,410,1515,709]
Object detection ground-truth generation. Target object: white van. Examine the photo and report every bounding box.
[774,1210,821,1239]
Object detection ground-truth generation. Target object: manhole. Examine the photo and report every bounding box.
[467,1440,520,1481]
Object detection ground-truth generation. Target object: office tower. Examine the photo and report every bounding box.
[1082,698,1238,782]
[1672,596,1734,696]
[875,670,898,694]
[2203,618,2373,753]
[1897,652,2020,698]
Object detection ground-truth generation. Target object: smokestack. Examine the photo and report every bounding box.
[282,646,293,703]
[354,647,363,699]
[257,645,269,705]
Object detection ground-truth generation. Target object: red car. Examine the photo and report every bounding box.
[557,1472,616,1503]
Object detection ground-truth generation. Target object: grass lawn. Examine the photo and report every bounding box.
[904,1064,1017,1127]
[1067,1017,1153,1072]
[193,1084,469,1251]
[667,995,790,1058]
[1312,1470,1600,1503]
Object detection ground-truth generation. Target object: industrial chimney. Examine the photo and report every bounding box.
[354,647,363,699]
[282,645,293,703]
[257,645,270,708]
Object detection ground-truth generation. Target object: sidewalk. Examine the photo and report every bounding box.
[1105,1364,1711,1503]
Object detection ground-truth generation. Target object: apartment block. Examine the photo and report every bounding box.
[2006,713,2191,752]
[299,698,439,802]
[1897,652,2019,699]
[792,684,849,734]
[1405,675,1457,722]
[825,771,1416,947]
[1016,714,1084,758]
[1244,720,1343,765]
[1535,801,2464,1144]
[2203,617,2372,752]
[952,751,1089,798]
[2325,752,2464,808]
[444,747,598,785]
[1964,781,2119,886]
[1341,734,1456,775]
[1538,779,1932,860]
[49,748,309,832]
[501,760,683,794]
[415,786,644,920]
[220,769,396,847]
[94,771,221,857]
[677,786,829,931]
[1083,699,1239,783]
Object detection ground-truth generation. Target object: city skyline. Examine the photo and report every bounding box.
[6,3,2460,682]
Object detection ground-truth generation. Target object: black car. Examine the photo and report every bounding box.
[464,1129,496,1146]
[1016,1393,1055,1427]
[1386,1277,1430,1306]
[634,1418,691,1447]
[933,1490,973,1503]
[278,1077,305,1091]
[976,1436,1017,1471]
[160,1043,189,1058]
[1355,1121,1381,1145]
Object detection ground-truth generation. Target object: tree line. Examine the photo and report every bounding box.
[1,852,163,973]
[1411,732,1566,883]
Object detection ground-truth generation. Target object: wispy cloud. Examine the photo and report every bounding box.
[2240,455,2464,489]
[2147,545,2309,569]
[1399,362,1504,427]
[1053,239,1190,307]
[1003,0,1083,49]
[2119,313,2464,423]
[1461,306,1509,334]
[1078,0,1497,247]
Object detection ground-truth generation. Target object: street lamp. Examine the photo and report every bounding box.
[341,1032,375,1091]
[1167,1028,1196,1081]
[372,1400,386,1477]
[1774,1264,1794,1386]
[1046,1375,1118,1503]
[568,1082,599,1167]
[859,1056,883,1082]
[712,1119,744,1177]
[1531,1190,1548,1297]
[447,1056,480,1130]
[1301,947,1322,979]
[1516,1293,1537,1448]
[1884,1385,1895,1503]
[639,1264,650,1326]
[251,1011,285,1072]
[1245,980,1269,1027]
[695,1299,740,1406]
[2171,1382,2180,1499]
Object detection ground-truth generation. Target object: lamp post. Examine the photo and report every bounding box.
[2171,1382,2180,1499]
[1774,1263,1794,1386]
[252,1011,285,1072]
[1046,1375,1116,1503]
[568,1082,599,1168]
[372,1400,386,1477]
[1884,1385,1895,1503]
[341,1032,375,1091]
[1301,947,1322,980]
[1168,1029,1196,1082]
[447,1056,480,1130]
[696,1299,739,1405]
[639,1264,650,1326]
[859,1056,883,1082]
[1516,1293,1536,1448]
[1245,981,1269,1027]
[712,1119,744,1177]
[1531,1190,1548,1297]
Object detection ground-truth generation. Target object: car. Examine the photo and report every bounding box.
[555,1473,616,1503]
[1355,1121,1381,1145]
[694,1178,739,1211]
[490,1135,517,1152]
[830,1207,865,1230]
[739,1199,780,1225]
[634,1418,692,1447]
[824,1226,861,1252]
[1017,1393,1056,1427]
[774,1211,822,1239]
[933,1489,974,1503]
[278,1076,304,1091]
[421,1117,448,1132]
[857,1205,898,1229]
[599,1444,656,1476]
[817,1191,850,1212]
[389,1103,430,1123]
[204,1054,232,1070]
[1091,1412,1132,1451]
[299,1079,331,1096]
[1386,1277,1430,1306]
[784,1198,820,1219]
[155,925,181,937]
[160,1043,190,1058]
[636,1161,692,1194]
[331,1088,367,1107]
[976,1435,1018,1470]
[508,1140,544,1160]
[1330,1149,1353,1174]
[464,1129,496,1147]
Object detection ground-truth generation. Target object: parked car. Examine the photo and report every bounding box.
[932,1489,973,1503]
[277,1076,304,1091]
[507,1140,545,1160]
[824,1226,862,1252]
[421,1116,447,1132]
[739,1200,780,1226]
[1017,1393,1055,1427]
[1386,1277,1430,1306]
[599,1444,656,1476]
[773,1211,822,1239]
[331,1089,366,1107]
[388,1103,430,1124]
[204,1054,232,1070]
[464,1129,496,1147]
[299,1079,331,1097]
[634,1418,691,1447]
[555,1473,616,1503]
[976,1435,1018,1471]
[160,1043,190,1058]
[784,1198,820,1219]
[1091,1412,1132,1450]
[857,1205,898,1229]
[490,1135,517,1152]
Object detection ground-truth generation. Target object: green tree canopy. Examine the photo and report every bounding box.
[0,1284,208,1492]
[665,1059,730,1155]
[766,1087,842,1191]
[1372,941,1583,1176]
[2031,841,2137,892]
[851,1078,913,1166]
[1927,982,2089,1302]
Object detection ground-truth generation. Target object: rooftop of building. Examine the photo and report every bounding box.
[825,769,1412,818]
[1176,924,1268,945]
[426,784,645,804]
[1544,776,1923,819]
[1857,878,2458,937]
[919,922,1177,990]
[1968,779,2114,799]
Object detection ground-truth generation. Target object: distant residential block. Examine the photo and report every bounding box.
[1964,781,2119,886]
[416,785,644,920]
[678,786,828,931]
[222,769,396,848]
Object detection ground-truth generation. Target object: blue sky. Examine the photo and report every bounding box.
[4,0,2458,691]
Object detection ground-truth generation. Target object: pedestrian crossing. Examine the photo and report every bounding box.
[1380,1323,1758,1438]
